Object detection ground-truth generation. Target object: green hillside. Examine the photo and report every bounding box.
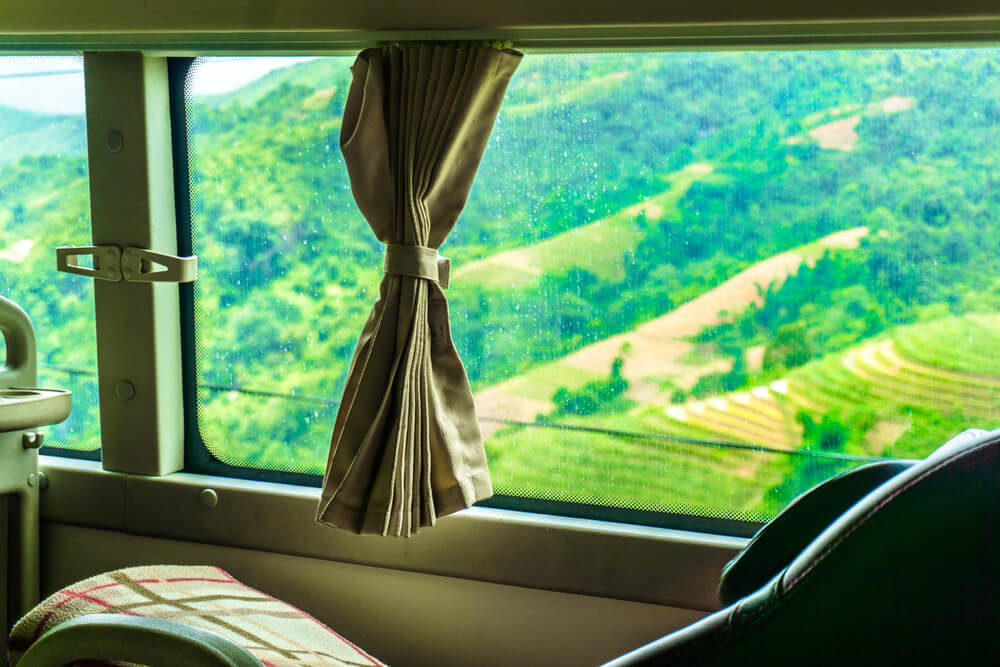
[5,49,1000,520]
[0,153,99,449]
[472,226,869,436]
[455,163,714,289]
[0,105,85,166]
[892,314,1000,377]
[197,58,352,109]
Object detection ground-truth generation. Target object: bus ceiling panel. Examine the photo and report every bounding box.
[0,0,999,50]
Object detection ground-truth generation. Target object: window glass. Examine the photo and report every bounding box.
[186,50,1000,523]
[0,56,99,454]
[186,57,360,474]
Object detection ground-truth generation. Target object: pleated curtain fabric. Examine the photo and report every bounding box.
[317,45,522,536]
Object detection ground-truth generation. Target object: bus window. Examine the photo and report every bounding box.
[180,49,1000,530]
[0,56,99,456]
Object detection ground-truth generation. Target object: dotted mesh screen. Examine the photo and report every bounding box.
[185,50,1000,523]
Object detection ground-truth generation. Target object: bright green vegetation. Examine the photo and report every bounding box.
[489,314,1000,520]
[4,49,1000,520]
[489,420,802,519]
[455,164,711,289]
[892,314,1000,377]
[0,143,99,450]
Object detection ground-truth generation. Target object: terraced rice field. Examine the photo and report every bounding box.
[486,313,1000,519]
[657,314,1000,456]
[662,385,796,449]
[892,314,1000,377]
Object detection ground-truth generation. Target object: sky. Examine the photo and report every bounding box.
[0,56,316,115]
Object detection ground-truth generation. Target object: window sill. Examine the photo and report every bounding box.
[39,455,746,611]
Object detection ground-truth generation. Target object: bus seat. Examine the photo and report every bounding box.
[1,297,381,666]
[717,457,918,606]
[605,427,1000,666]
[7,564,385,666]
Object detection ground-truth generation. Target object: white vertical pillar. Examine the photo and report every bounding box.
[83,53,184,475]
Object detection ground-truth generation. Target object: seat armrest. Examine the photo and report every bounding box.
[16,614,264,667]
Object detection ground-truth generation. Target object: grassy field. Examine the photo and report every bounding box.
[454,163,713,289]
[892,314,1000,377]
[504,70,632,118]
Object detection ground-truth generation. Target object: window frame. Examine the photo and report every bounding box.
[38,454,748,610]
[6,0,1000,614]
[3,0,1000,51]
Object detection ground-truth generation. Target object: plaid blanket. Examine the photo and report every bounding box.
[7,565,386,666]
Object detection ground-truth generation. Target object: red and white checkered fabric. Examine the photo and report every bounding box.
[7,565,386,667]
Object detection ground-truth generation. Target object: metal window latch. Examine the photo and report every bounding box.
[56,246,197,283]
[56,245,123,281]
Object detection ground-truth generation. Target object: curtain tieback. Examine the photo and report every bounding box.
[384,243,451,289]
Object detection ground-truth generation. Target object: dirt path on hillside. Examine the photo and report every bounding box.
[474,226,868,437]
[563,226,868,386]
[473,389,552,438]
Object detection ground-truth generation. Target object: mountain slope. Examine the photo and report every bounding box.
[455,163,715,289]
[0,105,85,166]
[474,226,869,437]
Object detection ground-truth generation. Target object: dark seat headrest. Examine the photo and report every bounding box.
[719,428,990,606]
[718,458,915,606]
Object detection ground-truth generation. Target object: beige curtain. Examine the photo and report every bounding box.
[316,44,522,536]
